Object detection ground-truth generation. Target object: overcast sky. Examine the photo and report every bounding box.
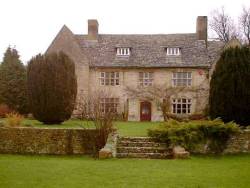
[0,0,250,63]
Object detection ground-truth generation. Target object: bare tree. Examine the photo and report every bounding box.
[76,89,116,157]
[210,7,238,42]
[239,6,250,45]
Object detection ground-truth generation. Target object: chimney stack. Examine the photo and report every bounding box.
[88,19,98,40]
[196,16,207,45]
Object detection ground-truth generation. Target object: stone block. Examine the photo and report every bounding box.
[99,148,112,159]
[172,146,190,159]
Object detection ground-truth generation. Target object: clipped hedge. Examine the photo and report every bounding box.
[148,119,240,153]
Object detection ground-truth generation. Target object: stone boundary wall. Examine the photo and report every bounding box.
[224,130,250,154]
[0,127,98,155]
[192,130,250,154]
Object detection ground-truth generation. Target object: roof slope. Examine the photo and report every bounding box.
[74,33,222,68]
[46,25,88,66]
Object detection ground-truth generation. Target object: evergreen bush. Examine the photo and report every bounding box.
[27,52,77,124]
[148,119,240,153]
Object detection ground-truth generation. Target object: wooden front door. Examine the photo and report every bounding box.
[140,101,151,121]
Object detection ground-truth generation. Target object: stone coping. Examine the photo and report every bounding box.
[0,127,96,130]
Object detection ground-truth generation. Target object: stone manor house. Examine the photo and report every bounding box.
[47,16,223,121]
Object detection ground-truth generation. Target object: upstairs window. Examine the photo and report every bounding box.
[172,72,192,87]
[139,72,153,86]
[172,98,191,114]
[100,72,119,86]
[166,48,181,56]
[117,48,130,56]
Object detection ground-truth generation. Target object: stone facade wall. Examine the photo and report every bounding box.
[89,67,209,121]
[0,127,98,155]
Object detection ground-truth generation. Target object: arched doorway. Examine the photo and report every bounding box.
[140,101,151,121]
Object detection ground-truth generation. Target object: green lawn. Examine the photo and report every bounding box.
[0,118,160,136]
[0,154,250,188]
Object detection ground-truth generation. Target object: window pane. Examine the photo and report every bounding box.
[183,73,187,79]
[173,104,176,113]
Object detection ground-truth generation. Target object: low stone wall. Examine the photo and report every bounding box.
[0,127,98,155]
[192,130,250,154]
[224,130,250,154]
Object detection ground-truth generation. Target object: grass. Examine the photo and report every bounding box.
[0,154,250,188]
[114,121,159,136]
[0,118,160,136]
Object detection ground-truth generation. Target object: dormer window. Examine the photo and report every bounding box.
[117,48,130,56]
[166,48,181,56]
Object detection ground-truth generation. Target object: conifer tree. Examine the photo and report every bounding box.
[0,47,28,114]
[209,46,250,126]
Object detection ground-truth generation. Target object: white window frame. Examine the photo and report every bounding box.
[166,48,181,56]
[172,98,191,114]
[116,48,130,56]
[100,98,119,113]
[139,72,153,86]
[100,72,119,86]
[172,72,192,87]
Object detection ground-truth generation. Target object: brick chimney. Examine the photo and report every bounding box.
[196,16,207,45]
[88,19,98,40]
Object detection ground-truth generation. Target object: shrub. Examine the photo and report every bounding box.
[209,47,250,126]
[148,119,240,153]
[0,47,28,114]
[0,104,12,118]
[27,52,77,124]
[5,112,23,127]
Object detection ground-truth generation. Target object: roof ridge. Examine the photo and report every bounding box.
[75,33,196,36]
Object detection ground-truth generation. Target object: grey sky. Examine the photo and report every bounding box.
[0,0,249,63]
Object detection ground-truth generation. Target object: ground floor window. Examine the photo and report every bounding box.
[172,98,191,114]
[100,98,119,113]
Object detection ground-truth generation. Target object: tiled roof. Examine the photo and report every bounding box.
[74,34,223,68]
